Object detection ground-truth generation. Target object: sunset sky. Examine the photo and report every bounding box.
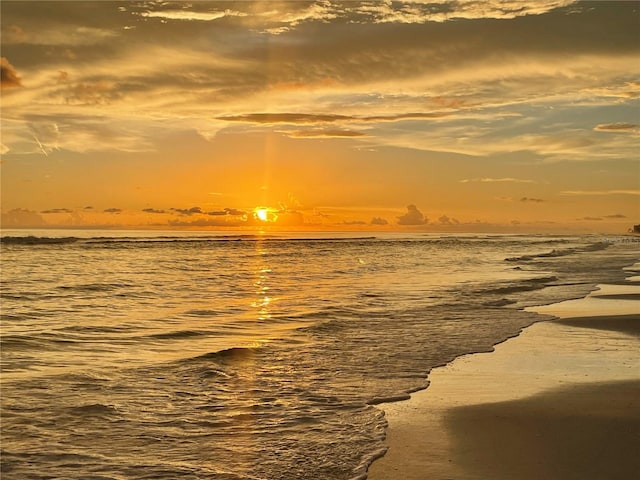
[1,0,638,232]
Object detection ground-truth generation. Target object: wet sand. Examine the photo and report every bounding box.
[367,285,639,480]
[445,379,640,480]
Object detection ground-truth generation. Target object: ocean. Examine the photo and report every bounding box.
[1,231,638,480]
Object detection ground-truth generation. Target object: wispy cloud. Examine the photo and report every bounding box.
[460,178,536,183]
[283,128,368,138]
[352,0,578,24]
[593,123,638,133]
[561,190,640,196]
[217,112,450,124]
[138,9,247,22]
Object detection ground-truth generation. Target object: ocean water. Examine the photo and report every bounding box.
[1,231,638,480]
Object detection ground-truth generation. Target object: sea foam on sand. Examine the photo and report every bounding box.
[367,281,640,480]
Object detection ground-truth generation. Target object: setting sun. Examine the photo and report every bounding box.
[253,207,277,223]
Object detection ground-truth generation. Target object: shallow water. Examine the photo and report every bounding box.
[1,231,638,479]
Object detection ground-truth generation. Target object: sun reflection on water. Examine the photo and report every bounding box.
[251,242,275,321]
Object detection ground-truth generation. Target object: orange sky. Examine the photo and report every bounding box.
[1,1,638,233]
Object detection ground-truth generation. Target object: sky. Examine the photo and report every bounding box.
[1,0,638,232]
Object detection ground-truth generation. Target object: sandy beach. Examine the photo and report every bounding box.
[367,281,640,480]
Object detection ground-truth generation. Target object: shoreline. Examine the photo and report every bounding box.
[366,279,639,480]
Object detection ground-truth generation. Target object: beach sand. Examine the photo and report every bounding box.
[367,285,640,480]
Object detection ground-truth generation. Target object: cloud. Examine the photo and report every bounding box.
[285,128,368,138]
[520,197,544,203]
[2,1,637,164]
[580,216,603,221]
[371,217,389,225]
[258,1,341,34]
[1,208,45,227]
[103,208,122,213]
[1,57,22,88]
[583,82,640,99]
[438,214,460,225]
[171,207,203,216]
[352,0,577,24]
[142,208,166,214]
[221,208,246,216]
[561,190,640,196]
[138,9,247,22]
[460,177,536,183]
[168,217,245,227]
[272,210,305,226]
[41,208,73,214]
[217,113,353,124]
[593,123,638,133]
[205,208,246,217]
[64,81,122,105]
[603,214,627,219]
[217,112,450,125]
[2,23,118,46]
[342,220,367,225]
[5,115,157,155]
[397,204,428,225]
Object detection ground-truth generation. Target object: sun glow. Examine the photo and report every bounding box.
[253,207,278,222]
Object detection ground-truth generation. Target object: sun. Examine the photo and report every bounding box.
[255,207,269,222]
[253,207,277,222]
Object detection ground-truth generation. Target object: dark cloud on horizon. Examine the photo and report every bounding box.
[41,208,73,214]
[438,214,460,225]
[603,214,627,219]
[223,208,246,216]
[170,206,247,217]
[207,208,247,216]
[342,220,367,225]
[398,204,428,225]
[371,217,389,225]
[142,208,166,214]
[1,208,45,226]
[168,217,245,227]
[171,206,203,216]
[520,197,544,203]
[103,207,122,213]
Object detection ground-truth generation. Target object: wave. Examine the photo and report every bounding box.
[1,234,378,246]
[1,334,79,351]
[483,276,559,295]
[505,241,609,262]
[69,403,120,418]
[147,329,213,340]
[56,282,134,292]
[181,346,259,364]
[1,236,80,245]
[483,298,518,307]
